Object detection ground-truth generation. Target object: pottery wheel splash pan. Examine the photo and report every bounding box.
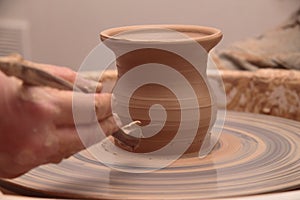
[1,111,300,199]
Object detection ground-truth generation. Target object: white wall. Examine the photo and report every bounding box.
[0,0,299,69]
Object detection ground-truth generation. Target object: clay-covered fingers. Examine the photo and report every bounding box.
[1,54,97,87]
[53,115,119,161]
[46,89,113,126]
[22,59,102,93]
[23,59,77,84]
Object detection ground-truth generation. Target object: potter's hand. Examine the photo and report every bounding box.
[0,65,118,178]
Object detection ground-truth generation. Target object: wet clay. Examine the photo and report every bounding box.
[100,25,222,154]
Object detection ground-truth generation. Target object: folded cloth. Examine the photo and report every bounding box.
[214,9,300,71]
[218,69,300,121]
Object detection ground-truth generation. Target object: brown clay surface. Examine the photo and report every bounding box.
[100,25,222,154]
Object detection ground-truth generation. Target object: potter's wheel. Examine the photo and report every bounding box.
[1,111,300,199]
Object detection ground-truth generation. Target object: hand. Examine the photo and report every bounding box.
[0,65,119,178]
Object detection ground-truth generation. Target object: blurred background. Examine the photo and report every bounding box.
[0,0,299,70]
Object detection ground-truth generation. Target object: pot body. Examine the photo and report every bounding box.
[100,25,222,154]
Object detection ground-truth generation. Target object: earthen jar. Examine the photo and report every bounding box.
[100,25,222,155]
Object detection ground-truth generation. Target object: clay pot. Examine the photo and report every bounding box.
[100,25,222,155]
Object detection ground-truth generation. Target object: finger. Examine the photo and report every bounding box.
[47,89,113,125]
[23,60,102,93]
[18,85,113,125]
[53,116,119,161]
[23,59,77,83]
